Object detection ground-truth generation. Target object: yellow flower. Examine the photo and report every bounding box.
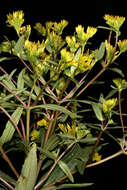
[104,14,125,32]
[113,78,127,91]
[1,41,12,53]
[58,123,76,136]
[76,25,86,43]
[31,129,40,141]
[76,25,97,44]
[37,118,48,129]
[118,40,127,53]
[54,20,68,35]
[48,31,65,51]
[60,48,74,62]
[6,10,24,35]
[66,36,80,53]
[34,23,46,36]
[78,52,96,73]
[92,152,102,162]
[105,40,116,63]
[86,26,97,38]
[102,98,117,113]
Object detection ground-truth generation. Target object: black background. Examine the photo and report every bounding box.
[0,3,127,190]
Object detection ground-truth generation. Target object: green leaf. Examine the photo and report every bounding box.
[17,68,26,89]
[58,160,74,183]
[14,35,25,56]
[109,67,124,77]
[32,104,80,118]
[94,42,105,61]
[38,147,56,160]
[0,107,23,146]
[57,183,93,189]
[92,103,104,121]
[15,143,37,190]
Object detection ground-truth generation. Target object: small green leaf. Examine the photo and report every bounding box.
[15,143,37,190]
[32,104,80,118]
[58,160,74,183]
[14,35,25,56]
[109,67,124,77]
[0,107,23,146]
[17,68,26,89]
[94,42,105,61]
[92,103,104,121]
[57,183,93,189]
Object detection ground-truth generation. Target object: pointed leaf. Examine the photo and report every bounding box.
[32,104,80,118]
[57,183,93,189]
[17,68,26,89]
[15,143,37,190]
[58,160,74,183]
[0,107,23,146]
[92,103,104,121]
[14,35,25,56]
[94,42,105,61]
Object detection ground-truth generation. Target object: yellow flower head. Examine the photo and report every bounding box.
[6,10,24,36]
[104,14,125,32]
[54,20,68,35]
[113,78,127,91]
[37,118,48,129]
[66,36,80,53]
[92,152,102,162]
[102,98,117,113]
[78,52,96,73]
[31,129,40,141]
[34,23,46,36]
[86,26,97,38]
[25,39,48,58]
[76,25,97,44]
[105,40,116,63]
[58,123,76,136]
[1,41,12,53]
[60,48,74,62]
[118,40,127,53]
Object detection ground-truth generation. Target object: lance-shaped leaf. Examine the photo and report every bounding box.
[58,160,74,183]
[92,103,104,121]
[15,143,37,190]
[0,107,23,146]
[31,104,80,119]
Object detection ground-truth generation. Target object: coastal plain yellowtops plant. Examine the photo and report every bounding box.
[0,10,127,190]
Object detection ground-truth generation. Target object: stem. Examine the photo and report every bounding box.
[86,130,104,164]
[118,91,124,134]
[26,108,31,142]
[19,118,26,140]
[61,70,90,103]
[28,77,37,107]
[0,146,19,178]
[0,81,27,108]
[0,177,14,190]
[0,66,17,86]
[39,78,59,103]
[0,106,23,140]
[86,150,123,168]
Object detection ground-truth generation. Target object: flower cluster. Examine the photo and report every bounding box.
[76,25,97,45]
[104,14,125,32]
[102,98,117,113]
[58,123,90,139]
[113,78,127,92]
[6,10,24,36]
